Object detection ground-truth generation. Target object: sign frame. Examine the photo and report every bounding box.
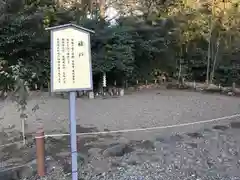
[46,24,95,92]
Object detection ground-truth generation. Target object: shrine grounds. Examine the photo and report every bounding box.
[1,89,240,135]
[1,89,240,179]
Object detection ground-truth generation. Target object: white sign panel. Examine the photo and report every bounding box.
[50,26,92,92]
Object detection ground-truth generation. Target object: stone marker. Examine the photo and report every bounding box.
[88,91,94,99]
[120,89,124,96]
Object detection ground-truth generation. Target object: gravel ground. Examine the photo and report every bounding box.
[39,120,240,180]
[1,89,240,180]
[0,89,240,135]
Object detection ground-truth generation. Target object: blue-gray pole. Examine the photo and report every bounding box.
[69,91,78,180]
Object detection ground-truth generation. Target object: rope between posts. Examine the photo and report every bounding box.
[35,113,240,139]
[0,163,30,173]
[0,113,239,175]
[0,140,23,148]
[0,133,28,148]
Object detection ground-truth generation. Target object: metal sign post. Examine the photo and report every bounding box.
[69,91,77,179]
[46,24,94,180]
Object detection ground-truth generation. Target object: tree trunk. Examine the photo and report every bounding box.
[206,28,212,84]
[210,37,220,84]
[48,81,52,96]
[206,0,215,84]
[178,62,182,84]
[178,47,183,84]
[40,83,44,91]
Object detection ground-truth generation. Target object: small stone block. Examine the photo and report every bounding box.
[119,89,124,96]
[88,91,94,99]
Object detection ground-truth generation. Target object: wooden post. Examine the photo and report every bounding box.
[21,118,26,145]
[125,80,128,88]
[48,81,52,96]
[193,81,196,89]
[232,82,236,90]
[36,128,45,177]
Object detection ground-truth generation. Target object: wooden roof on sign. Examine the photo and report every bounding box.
[45,23,95,34]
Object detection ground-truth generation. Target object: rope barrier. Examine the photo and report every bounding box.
[0,140,23,148]
[1,113,240,146]
[35,113,240,139]
[0,163,29,173]
[0,113,240,175]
